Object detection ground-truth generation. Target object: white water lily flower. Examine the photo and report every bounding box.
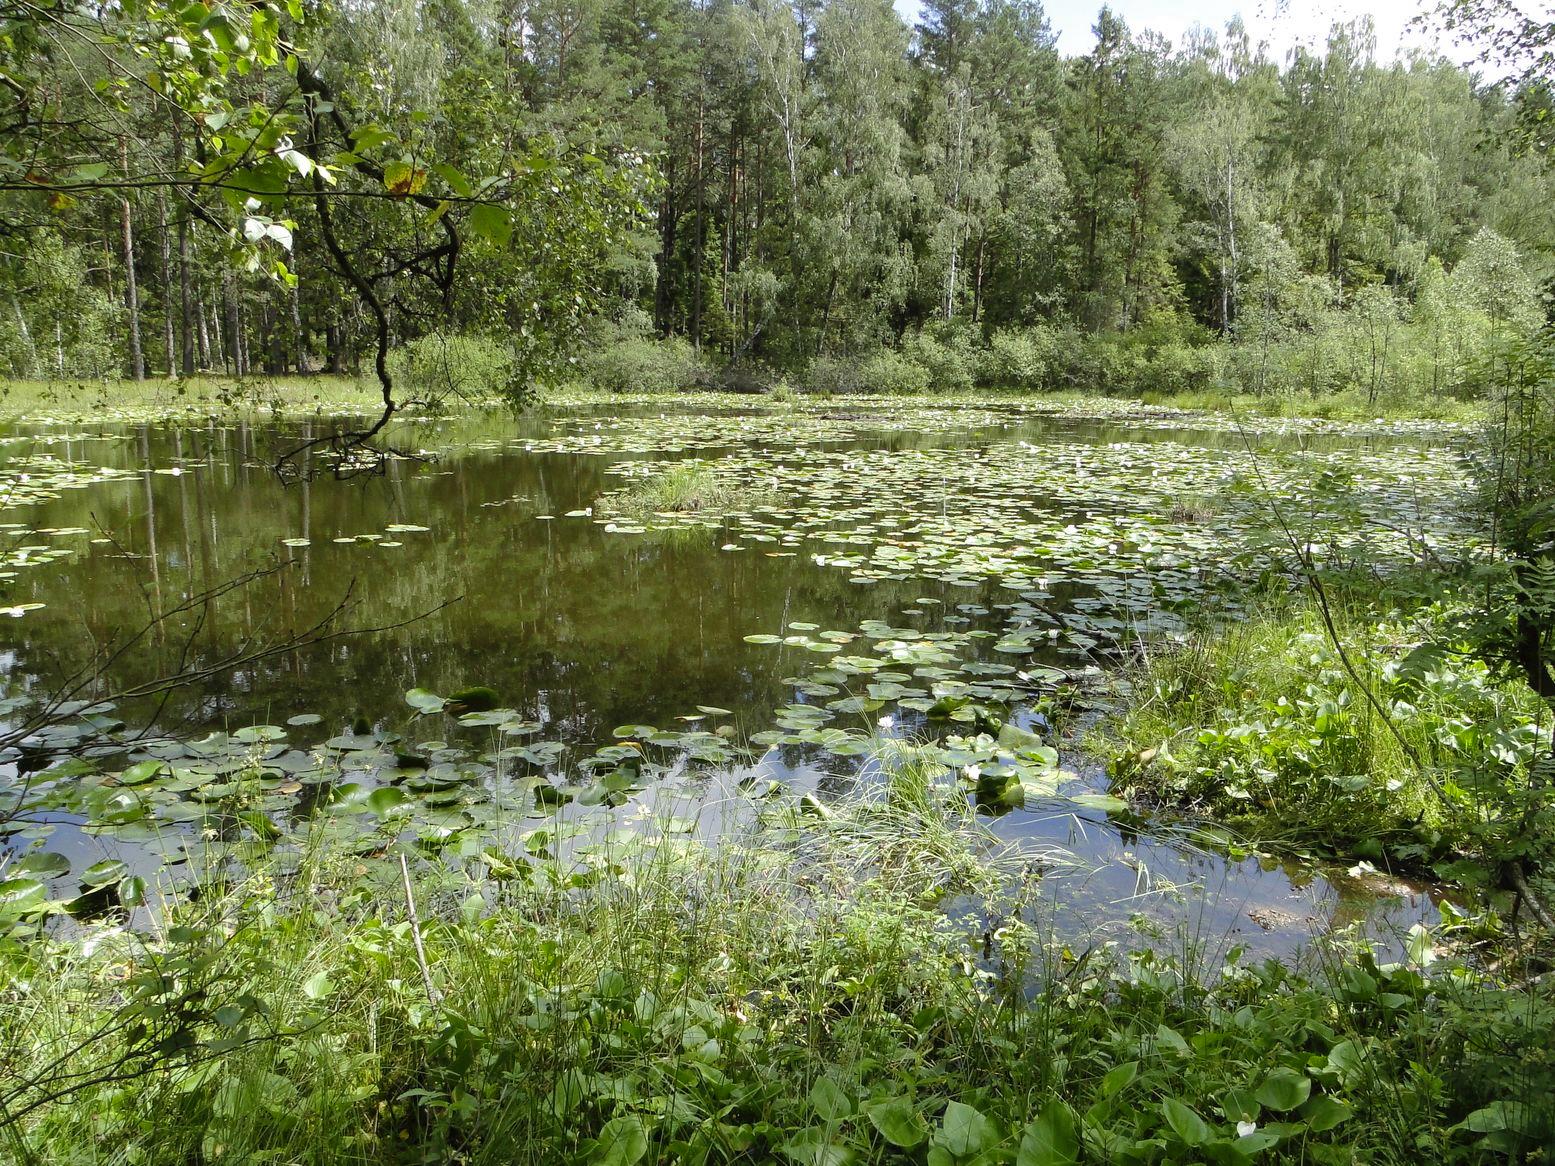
[876,714,894,729]
[963,764,981,781]
[1237,1121,1257,1138]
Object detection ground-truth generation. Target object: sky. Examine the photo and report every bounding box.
[1042,0,1439,60]
[893,0,1474,67]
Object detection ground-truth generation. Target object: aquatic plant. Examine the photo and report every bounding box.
[3,789,1550,1163]
[598,461,777,519]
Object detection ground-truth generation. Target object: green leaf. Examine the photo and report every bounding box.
[1099,1061,1138,1098]
[1161,1098,1210,1146]
[1220,1088,1259,1123]
[119,760,164,785]
[81,859,129,887]
[808,1077,853,1122]
[1069,792,1128,813]
[1301,1095,1352,1133]
[0,877,47,913]
[1323,1039,1364,1087]
[865,1097,927,1149]
[469,202,512,246]
[117,875,147,908]
[405,688,446,713]
[302,970,333,1000]
[431,162,474,198]
[780,1128,854,1166]
[1458,1100,1533,1134]
[15,851,70,878]
[1018,1100,1079,1165]
[595,1115,649,1165]
[1255,1069,1311,1112]
[366,786,409,815]
[937,1101,996,1157]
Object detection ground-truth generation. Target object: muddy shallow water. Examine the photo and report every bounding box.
[0,398,1457,957]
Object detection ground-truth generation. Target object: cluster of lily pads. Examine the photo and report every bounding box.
[0,681,761,930]
[0,451,161,618]
[573,437,1468,663]
[0,609,1106,933]
[539,386,1478,441]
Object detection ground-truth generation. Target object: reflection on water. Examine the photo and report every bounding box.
[0,403,1446,957]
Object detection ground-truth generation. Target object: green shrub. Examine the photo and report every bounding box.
[806,354,864,394]
[1052,328,1121,393]
[1046,325,1225,397]
[983,326,1059,390]
[387,333,517,400]
[859,349,931,394]
[1104,596,1546,873]
[583,334,709,393]
[903,327,975,393]
[805,350,931,394]
[1142,340,1225,395]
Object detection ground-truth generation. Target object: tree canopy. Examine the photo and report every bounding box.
[0,0,1551,409]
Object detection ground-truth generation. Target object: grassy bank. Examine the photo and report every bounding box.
[0,375,394,423]
[0,374,1489,428]
[599,461,778,519]
[3,766,1551,1165]
[1135,387,1485,423]
[1100,591,1550,892]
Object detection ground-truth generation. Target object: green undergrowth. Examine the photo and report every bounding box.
[1101,591,1550,886]
[599,460,777,519]
[3,769,1552,1165]
[1136,388,1485,424]
[0,376,1486,429]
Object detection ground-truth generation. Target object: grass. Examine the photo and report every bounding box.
[0,374,1490,427]
[1097,588,1547,877]
[0,374,400,423]
[3,759,1551,1165]
[1137,386,1487,423]
[599,461,776,518]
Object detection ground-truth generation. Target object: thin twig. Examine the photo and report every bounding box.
[400,853,442,1008]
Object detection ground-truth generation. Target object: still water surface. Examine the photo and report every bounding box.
[0,401,1446,958]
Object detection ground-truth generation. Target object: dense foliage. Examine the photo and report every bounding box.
[1,0,1551,400]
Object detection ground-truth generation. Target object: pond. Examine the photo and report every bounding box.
[0,396,1467,959]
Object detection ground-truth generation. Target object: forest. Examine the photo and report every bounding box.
[3,0,1555,1163]
[2,0,1551,406]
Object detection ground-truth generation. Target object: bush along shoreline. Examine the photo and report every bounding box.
[3,772,1553,1165]
[1102,597,1533,871]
